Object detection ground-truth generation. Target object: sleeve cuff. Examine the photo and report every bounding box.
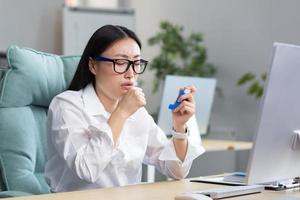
[158,137,205,164]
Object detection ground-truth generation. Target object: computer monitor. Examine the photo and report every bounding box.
[246,42,300,185]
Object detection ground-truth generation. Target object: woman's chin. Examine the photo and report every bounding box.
[120,89,129,95]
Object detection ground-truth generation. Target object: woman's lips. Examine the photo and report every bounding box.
[121,83,134,90]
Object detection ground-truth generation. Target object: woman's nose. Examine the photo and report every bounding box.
[124,64,135,78]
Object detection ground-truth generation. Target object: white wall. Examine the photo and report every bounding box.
[0,0,64,54]
[131,0,300,142]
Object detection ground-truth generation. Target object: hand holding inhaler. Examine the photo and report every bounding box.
[169,86,196,133]
[168,87,191,110]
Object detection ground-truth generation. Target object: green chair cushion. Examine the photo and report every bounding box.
[0,46,80,195]
[0,46,80,107]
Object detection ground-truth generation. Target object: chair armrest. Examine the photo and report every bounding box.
[0,191,33,198]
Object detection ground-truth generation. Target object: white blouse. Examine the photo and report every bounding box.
[45,83,205,192]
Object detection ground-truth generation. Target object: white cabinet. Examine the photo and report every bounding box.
[63,6,135,55]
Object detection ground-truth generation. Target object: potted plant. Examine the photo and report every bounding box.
[148,21,217,93]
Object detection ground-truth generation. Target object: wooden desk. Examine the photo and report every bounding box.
[202,139,252,152]
[9,179,300,200]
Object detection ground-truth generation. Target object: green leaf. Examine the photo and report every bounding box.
[256,87,264,98]
[237,72,255,86]
[247,81,260,95]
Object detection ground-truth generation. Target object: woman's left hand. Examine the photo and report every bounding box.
[172,85,197,132]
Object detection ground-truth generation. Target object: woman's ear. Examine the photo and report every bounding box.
[88,57,97,75]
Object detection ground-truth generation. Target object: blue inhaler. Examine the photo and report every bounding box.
[168,87,191,110]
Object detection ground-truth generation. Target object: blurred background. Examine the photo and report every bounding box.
[1,0,300,180]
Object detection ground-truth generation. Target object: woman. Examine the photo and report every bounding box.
[45,25,204,192]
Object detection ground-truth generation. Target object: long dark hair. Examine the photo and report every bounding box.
[68,25,141,91]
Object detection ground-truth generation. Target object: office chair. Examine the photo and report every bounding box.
[0,46,79,197]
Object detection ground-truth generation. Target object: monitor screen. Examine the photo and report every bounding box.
[157,75,216,136]
[246,43,300,184]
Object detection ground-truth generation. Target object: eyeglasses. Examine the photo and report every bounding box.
[95,56,148,74]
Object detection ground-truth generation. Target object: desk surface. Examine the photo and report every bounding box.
[202,139,252,152]
[10,179,300,200]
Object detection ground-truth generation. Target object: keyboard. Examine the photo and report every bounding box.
[190,185,264,199]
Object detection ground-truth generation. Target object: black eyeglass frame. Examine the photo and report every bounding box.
[94,56,148,74]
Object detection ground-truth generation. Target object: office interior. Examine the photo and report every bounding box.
[1,0,300,199]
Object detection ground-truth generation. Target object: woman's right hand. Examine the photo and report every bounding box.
[115,87,146,118]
